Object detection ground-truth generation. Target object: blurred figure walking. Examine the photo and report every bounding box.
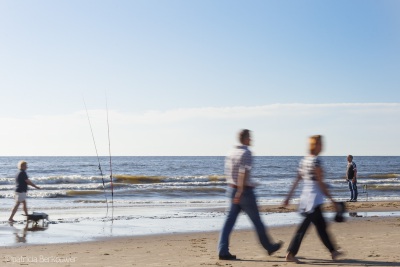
[283,135,342,263]
[218,129,282,260]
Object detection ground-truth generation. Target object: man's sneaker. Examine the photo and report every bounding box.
[219,253,237,260]
[268,241,283,256]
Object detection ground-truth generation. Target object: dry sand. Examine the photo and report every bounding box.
[1,201,400,266]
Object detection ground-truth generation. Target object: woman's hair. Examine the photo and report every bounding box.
[309,135,322,154]
[239,129,250,143]
[18,160,27,170]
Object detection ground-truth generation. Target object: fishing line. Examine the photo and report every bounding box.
[83,98,109,212]
[105,93,114,208]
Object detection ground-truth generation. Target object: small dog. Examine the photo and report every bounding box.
[24,212,49,226]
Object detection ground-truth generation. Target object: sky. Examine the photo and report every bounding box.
[0,0,399,156]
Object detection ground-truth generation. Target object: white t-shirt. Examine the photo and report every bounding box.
[298,155,325,214]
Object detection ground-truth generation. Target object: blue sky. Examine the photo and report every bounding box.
[0,1,399,156]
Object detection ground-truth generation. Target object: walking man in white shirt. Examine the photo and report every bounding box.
[218,129,282,260]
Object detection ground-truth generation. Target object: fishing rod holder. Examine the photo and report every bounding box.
[361,184,368,202]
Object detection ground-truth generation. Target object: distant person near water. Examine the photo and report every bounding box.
[346,155,358,202]
[9,161,41,222]
[283,135,342,263]
[217,129,282,260]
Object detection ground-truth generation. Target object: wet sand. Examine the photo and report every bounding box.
[1,201,400,266]
[258,200,400,213]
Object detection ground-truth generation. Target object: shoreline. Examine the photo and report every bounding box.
[0,201,399,247]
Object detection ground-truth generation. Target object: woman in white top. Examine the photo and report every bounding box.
[283,135,342,263]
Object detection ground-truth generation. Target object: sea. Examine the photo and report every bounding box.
[0,156,399,208]
[0,156,399,245]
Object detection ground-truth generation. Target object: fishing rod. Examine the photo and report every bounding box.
[83,98,109,212]
[105,94,114,207]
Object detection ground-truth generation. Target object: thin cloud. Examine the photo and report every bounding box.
[1,103,399,156]
[89,103,400,124]
[1,103,399,126]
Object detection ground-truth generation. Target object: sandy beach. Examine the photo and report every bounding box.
[0,201,399,266]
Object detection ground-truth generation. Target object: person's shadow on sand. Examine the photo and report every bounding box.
[231,256,400,266]
[304,257,400,266]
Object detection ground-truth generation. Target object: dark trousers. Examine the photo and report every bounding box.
[218,187,274,255]
[348,180,358,200]
[287,205,335,256]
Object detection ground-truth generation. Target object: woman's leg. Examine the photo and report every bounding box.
[311,206,335,252]
[287,213,312,256]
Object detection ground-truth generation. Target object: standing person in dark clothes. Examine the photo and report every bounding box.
[217,129,282,260]
[9,161,40,222]
[283,135,342,263]
[346,155,358,202]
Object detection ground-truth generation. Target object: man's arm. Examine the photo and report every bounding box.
[352,169,357,183]
[26,179,40,189]
[352,163,357,183]
[315,166,337,211]
[233,168,248,204]
[233,150,251,204]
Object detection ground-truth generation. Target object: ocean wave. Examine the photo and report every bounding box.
[0,175,109,185]
[160,187,225,193]
[208,175,226,181]
[0,185,226,199]
[1,174,226,187]
[0,185,14,191]
[116,187,226,196]
[0,184,109,192]
[0,191,70,199]
[66,190,105,196]
[0,178,15,185]
[366,184,400,191]
[72,200,107,204]
[113,175,166,184]
[35,175,108,184]
[0,180,225,194]
[366,174,399,179]
[2,191,107,199]
[113,174,225,184]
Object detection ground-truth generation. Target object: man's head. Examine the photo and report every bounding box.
[18,160,28,170]
[347,155,353,163]
[239,129,251,146]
